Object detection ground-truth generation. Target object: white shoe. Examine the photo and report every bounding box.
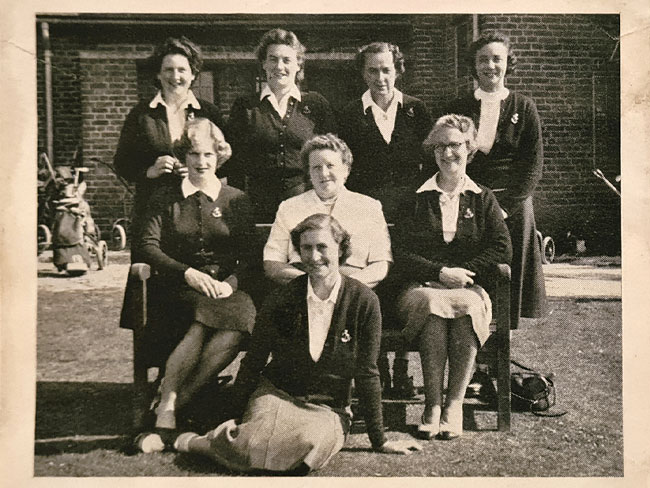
[173,432,199,452]
[134,432,165,453]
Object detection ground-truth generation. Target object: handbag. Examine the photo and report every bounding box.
[510,359,566,417]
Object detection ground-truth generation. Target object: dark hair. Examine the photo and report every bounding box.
[256,28,306,83]
[356,42,406,76]
[422,114,478,162]
[290,214,351,264]
[150,37,203,89]
[300,133,353,174]
[175,118,230,167]
[468,32,517,79]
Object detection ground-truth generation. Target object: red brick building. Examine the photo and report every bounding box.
[36,13,620,253]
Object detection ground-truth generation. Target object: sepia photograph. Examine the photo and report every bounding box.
[2,2,648,485]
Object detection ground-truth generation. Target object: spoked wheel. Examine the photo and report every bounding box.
[96,240,108,270]
[542,236,555,264]
[37,224,52,254]
[112,224,127,251]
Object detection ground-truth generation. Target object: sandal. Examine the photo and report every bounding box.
[417,406,441,440]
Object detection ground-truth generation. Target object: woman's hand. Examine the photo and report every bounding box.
[438,267,476,288]
[147,155,179,179]
[216,141,232,166]
[184,268,231,299]
[377,439,423,455]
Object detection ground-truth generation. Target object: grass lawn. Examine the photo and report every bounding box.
[35,286,622,477]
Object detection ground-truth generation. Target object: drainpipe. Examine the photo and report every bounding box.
[41,21,54,163]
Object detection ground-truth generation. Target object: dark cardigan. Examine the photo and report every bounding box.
[113,97,224,217]
[446,91,543,217]
[233,274,387,449]
[380,184,512,309]
[221,91,337,220]
[138,184,257,291]
[338,94,433,197]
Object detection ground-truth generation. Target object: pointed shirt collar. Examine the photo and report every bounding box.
[149,90,201,110]
[181,176,222,201]
[307,273,342,305]
[362,88,403,113]
[260,83,302,103]
[416,173,482,195]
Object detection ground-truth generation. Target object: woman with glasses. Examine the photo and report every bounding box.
[390,114,511,440]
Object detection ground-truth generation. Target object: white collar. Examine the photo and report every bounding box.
[362,88,403,113]
[416,173,482,195]
[149,90,201,110]
[182,176,222,201]
[260,83,302,103]
[474,87,510,102]
[307,274,342,304]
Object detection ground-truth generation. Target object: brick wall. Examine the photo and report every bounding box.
[36,14,620,253]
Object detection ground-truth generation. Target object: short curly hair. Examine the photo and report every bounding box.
[356,42,406,76]
[290,213,352,265]
[468,31,517,79]
[256,28,306,83]
[150,37,203,89]
[175,118,229,168]
[422,114,479,162]
[300,133,353,174]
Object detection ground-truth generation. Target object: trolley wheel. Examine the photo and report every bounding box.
[96,240,108,270]
[541,236,556,264]
[37,224,52,254]
[112,224,127,251]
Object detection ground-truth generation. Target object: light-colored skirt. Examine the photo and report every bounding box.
[397,282,492,346]
[196,378,345,472]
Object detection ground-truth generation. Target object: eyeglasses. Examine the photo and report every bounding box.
[433,142,465,153]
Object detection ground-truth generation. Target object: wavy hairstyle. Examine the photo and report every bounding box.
[355,41,406,76]
[468,31,517,79]
[175,118,231,168]
[422,114,479,162]
[290,213,352,265]
[300,133,353,174]
[150,37,203,88]
[256,28,306,83]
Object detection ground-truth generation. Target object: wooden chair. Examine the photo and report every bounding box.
[124,227,511,432]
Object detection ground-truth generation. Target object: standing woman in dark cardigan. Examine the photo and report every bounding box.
[114,37,226,258]
[222,28,337,222]
[338,42,433,223]
[447,32,547,328]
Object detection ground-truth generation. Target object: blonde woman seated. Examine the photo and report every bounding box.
[391,114,512,440]
[137,118,256,447]
[263,133,392,290]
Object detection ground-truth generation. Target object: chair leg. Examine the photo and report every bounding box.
[496,327,511,431]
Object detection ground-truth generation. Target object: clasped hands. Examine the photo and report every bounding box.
[433,266,476,289]
[184,268,233,299]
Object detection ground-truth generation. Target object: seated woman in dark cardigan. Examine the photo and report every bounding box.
[173,214,421,473]
[135,118,257,449]
[389,115,512,440]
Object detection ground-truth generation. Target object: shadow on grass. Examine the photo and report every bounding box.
[35,381,133,455]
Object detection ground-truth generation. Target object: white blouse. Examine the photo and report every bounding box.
[474,87,510,154]
[416,173,482,243]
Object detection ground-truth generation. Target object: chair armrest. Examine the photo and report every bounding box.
[130,263,151,281]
